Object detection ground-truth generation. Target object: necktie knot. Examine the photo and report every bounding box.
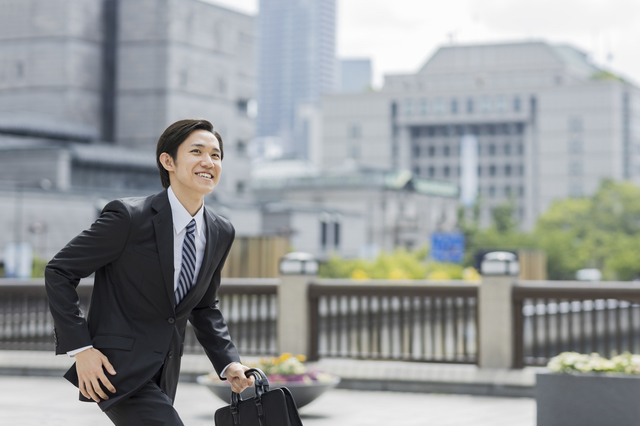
[186,219,196,235]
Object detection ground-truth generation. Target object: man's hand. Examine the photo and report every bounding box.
[74,348,117,402]
[225,362,255,394]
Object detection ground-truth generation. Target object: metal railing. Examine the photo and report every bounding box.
[309,280,479,363]
[513,281,640,367]
[0,279,279,356]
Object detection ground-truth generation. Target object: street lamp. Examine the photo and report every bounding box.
[279,252,319,275]
[480,251,519,276]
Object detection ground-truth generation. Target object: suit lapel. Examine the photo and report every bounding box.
[176,208,218,313]
[152,191,176,315]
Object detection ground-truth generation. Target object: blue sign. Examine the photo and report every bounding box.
[430,232,465,264]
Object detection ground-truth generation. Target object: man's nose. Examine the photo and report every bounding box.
[201,156,214,168]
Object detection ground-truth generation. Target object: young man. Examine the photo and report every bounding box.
[45,119,254,425]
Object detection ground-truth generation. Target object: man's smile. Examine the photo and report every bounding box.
[196,172,213,179]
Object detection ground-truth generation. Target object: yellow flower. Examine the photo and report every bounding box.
[428,270,450,280]
[278,353,292,362]
[462,267,481,281]
[296,354,307,362]
[350,269,369,280]
[389,269,408,280]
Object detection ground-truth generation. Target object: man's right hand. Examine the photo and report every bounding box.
[74,348,117,402]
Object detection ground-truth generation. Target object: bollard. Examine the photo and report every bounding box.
[479,252,519,369]
[277,252,318,358]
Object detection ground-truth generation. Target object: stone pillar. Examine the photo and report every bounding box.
[478,251,519,369]
[276,252,318,357]
[277,274,312,357]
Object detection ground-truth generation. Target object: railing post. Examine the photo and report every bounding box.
[479,252,519,369]
[277,253,318,358]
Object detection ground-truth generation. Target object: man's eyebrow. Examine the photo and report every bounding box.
[190,143,220,152]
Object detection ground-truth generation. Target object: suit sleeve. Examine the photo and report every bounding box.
[189,224,240,379]
[45,200,132,354]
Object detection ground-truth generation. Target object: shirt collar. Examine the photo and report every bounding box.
[167,186,205,237]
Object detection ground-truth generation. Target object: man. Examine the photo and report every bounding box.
[45,119,254,425]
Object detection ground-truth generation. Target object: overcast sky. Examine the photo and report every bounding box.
[206,0,640,87]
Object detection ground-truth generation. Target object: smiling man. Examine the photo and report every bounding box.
[45,119,254,425]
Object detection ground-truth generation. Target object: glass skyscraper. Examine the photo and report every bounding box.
[257,0,336,158]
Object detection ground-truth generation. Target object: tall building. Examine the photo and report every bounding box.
[0,0,256,198]
[256,0,337,159]
[321,42,640,229]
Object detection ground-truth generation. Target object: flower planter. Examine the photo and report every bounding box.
[197,375,340,409]
[536,372,640,426]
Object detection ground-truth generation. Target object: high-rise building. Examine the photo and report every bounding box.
[321,42,640,229]
[256,0,337,159]
[0,0,256,198]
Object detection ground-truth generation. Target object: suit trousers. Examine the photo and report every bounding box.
[104,368,184,426]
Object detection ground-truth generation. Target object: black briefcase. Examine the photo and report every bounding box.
[214,368,304,426]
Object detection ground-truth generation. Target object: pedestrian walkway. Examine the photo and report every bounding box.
[0,375,536,426]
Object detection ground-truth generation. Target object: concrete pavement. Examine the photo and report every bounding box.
[0,375,536,426]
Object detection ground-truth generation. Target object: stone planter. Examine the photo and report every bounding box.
[197,375,340,409]
[536,372,640,426]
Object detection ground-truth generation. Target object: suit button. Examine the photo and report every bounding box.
[168,351,174,359]
[168,318,175,324]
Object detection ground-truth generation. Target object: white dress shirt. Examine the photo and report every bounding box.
[69,187,236,377]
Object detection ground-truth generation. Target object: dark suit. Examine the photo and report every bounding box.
[45,189,240,412]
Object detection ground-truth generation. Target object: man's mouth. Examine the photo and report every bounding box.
[196,172,213,179]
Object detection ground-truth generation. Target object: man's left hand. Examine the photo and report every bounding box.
[225,363,255,393]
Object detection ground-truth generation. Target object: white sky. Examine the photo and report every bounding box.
[205,0,640,87]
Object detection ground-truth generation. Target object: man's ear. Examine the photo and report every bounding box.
[159,152,175,172]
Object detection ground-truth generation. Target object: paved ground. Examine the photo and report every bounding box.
[0,375,536,426]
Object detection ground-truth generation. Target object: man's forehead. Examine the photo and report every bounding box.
[183,130,220,150]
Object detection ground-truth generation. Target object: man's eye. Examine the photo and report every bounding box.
[192,149,201,153]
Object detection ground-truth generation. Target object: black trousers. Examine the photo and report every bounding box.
[104,368,184,426]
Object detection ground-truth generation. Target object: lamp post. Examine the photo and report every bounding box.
[277,252,319,358]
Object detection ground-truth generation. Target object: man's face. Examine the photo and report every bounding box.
[165,129,222,198]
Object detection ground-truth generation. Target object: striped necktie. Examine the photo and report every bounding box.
[175,219,196,305]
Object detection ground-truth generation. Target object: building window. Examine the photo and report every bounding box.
[496,95,506,112]
[451,99,458,114]
[505,185,512,197]
[413,166,420,176]
[404,99,413,116]
[569,117,583,132]
[413,145,420,157]
[489,144,496,156]
[236,99,249,115]
[434,98,445,114]
[505,165,512,176]
[477,165,482,176]
[428,146,435,157]
[489,165,496,176]
[443,146,450,157]
[480,96,491,113]
[569,161,582,176]
[570,184,583,197]
[504,143,511,155]
[513,96,521,112]
[428,166,435,177]
[420,98,428,115]
[443,166,450,177]
[466,98,474,114]
[519,165,524,176]
[518,143,524,155]
[569,139,582,153]
[348,123,361,139]
[237,140,246,154]
[489,186,496,198]
[519,185,525,197]
[236,181,245,194]
[334,221,341,249]
[321,220,328,249]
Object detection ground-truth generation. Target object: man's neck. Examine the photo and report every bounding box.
[169,186,204,216]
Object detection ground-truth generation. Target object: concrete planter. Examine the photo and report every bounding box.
[536,372,640,426]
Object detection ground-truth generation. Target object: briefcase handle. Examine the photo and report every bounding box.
[230,367,271,406]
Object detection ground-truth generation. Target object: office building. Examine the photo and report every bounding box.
[322,42,640,229]
[256,0,337,159]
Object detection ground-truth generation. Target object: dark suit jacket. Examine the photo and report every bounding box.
[45,190,240,411]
